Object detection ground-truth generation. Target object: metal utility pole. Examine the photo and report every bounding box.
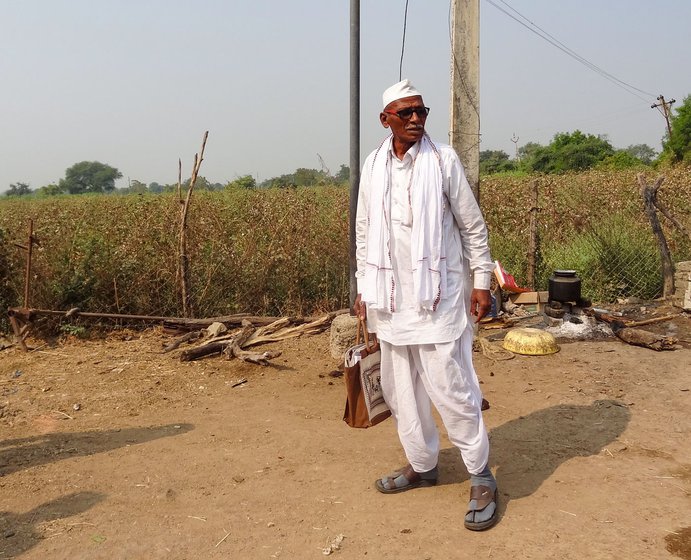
[349,0,360,309]
[651,95,676,138]
[450,0,480,201]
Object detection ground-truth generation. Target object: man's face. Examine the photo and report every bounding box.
[380,95,428,144]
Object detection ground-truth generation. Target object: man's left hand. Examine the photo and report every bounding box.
[470,288,492,323]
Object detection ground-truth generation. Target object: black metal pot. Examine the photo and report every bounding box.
[548,270,582,303]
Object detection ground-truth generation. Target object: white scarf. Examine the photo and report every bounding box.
[362,134,447,312]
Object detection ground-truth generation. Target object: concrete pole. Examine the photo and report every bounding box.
[449,0,480,201]
[349,0,360,309]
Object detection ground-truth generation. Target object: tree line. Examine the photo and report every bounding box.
[480,135,656,175]
[480,94,691,175]
[6,94,691,197]
[6,163,350,198]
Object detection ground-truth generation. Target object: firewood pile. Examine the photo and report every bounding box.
[164,311,345,365]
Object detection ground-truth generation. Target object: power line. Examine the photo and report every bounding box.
[488,0,652,100]
[399,0,410,81]
[485,0,655,102]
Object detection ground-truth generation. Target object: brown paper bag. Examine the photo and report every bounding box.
[343,317,390,428]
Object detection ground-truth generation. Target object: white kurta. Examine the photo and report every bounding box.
[355,138,494,475]
[355,140,494,344]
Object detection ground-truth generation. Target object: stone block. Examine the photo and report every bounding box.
[329,313,359,359]
[672,277,691,311]
[676,260,691,273]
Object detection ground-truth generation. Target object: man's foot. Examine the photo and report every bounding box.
[374,464,438,494]
[464,485,498,531]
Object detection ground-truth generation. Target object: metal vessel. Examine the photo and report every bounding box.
[548,270,582,304]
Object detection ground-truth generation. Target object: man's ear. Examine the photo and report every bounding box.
[379,113,390,128]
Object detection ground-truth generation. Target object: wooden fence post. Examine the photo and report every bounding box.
[178,131,209,318]
[527,180,540,290]
[637,173,674,298]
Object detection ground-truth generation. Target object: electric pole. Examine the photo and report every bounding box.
[651,95,675,138]
[511,133,520,161]
[349,0,360,308]
[450,0,480,201]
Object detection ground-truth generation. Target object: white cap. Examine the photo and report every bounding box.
[382,79,422,109]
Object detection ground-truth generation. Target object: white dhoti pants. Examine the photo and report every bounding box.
[379,327,489,475]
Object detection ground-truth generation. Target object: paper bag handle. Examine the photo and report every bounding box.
[356,316,378,353]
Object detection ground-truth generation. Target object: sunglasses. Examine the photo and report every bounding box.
[383,106,430,120]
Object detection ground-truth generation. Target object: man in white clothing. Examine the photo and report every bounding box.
[354,79,498,531]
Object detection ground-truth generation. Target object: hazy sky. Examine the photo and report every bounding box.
[2,1,689,192]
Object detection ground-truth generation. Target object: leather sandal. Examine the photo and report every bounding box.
[375,464,438,494]
[464,485,498,531]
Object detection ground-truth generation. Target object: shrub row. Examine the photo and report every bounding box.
[0,168,689,328]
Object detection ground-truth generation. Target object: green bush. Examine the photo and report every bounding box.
[482,167,691,301]
[540,215,663,301]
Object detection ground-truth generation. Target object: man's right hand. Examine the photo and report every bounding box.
[353,293,367,320]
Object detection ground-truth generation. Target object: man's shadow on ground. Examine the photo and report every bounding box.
[439,399,630,505]
[0,423,194,477]
[0,491,105,557]
[1,424,194,555]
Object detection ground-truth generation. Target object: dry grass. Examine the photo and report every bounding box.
[0,167,689,324]
[482,167,691,299]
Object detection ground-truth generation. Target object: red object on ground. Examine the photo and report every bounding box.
[494,260,530,293]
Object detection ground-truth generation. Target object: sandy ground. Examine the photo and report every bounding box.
[1,306,690,560]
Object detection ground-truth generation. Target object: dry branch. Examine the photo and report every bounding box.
[9,315,29,352]
[231,349,283,366]
[622,314,680,328]
[585,308,679,351]
[179,341,228,362]
[244,313,334,346]
[252,317,293,337]
[177,312,341,364]
[162,330,205,353]
[653,196,691,241]
[222,324,255,356]
[162,309,348,333]
[610,323,678,351]
[179,324,284,365]
[584,308,680,328]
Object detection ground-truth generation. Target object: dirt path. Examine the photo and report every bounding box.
[1,317,690,559]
